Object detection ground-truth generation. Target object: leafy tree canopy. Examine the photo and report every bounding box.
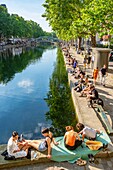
[43,0,113,44]
[0,5,53,40]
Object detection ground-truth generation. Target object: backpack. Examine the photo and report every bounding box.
[1,149,16,160]
[4,155,16,160]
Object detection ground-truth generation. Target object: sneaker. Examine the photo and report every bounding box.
[33,152,38,159]
[31,151,35,161]
[31,151,38,161]
[103,143,108,149]
[88,154,94,163]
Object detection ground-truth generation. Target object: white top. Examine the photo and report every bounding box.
[7,136,27,158]
[82,126,96,139]
[7,137,19,155]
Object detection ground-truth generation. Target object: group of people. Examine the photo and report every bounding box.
[83,53,92,70]
[63,45,100,106]
[92,64,107,86]
[63,45,106,107]
[6,45,107,161]
[7,128,58,159]
[72,67,99,107]
[7,123,100,160]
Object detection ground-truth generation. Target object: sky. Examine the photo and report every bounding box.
[0,0,52,32]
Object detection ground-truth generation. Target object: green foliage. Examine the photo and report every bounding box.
[0,6,12,38]
[81,0,113,35]
[45,48,76,136]
[43,0,113,45]
[0,6,51,39]
[0,46,51,84]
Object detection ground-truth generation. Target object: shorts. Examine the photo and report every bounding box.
[38,141,47,152]
[11,150,27,158]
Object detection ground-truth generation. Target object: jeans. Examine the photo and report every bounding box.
[100,74,106,85]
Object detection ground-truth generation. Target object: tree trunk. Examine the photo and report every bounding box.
[78,37,81,50]
[91,34,96,47]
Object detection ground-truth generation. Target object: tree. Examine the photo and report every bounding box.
[0,5,51,40]
[43,0,92,48]
[0,6,12,40]
[81,0,113,46]
[43,0,113,47]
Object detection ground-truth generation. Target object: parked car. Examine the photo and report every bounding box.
[109,51,113,61]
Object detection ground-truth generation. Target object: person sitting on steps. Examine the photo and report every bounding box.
[76,123,100,141]
[64,126,82,150]
[86,85,99,107]
[79,83,93,97]
[28,128,58,159]
[7,131,29,159]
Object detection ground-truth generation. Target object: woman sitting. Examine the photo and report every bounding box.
[7,131,29,159]
[64,126,82,150]
[79,83,93,97]
[28,128,58,159]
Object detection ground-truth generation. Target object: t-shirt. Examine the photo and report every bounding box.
[100,68,107,76]
[7,137,19,155]
[82,126,96,139]
[87,56,91,64]
[73,61,77,68]
[7,137,27,158]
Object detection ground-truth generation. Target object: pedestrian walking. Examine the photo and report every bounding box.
[93,67,99,85]
[91,54,95,69]
[100,65,107,86]
[87,55,91,69]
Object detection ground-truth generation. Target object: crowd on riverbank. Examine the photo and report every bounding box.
[0,43,113,169]
[1,43,111,168]
[62,44,108,108]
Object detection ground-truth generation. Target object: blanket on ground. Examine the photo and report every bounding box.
[51,132,110,163]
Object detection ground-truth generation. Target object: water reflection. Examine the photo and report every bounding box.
[0,46,57,144]
[12,47,23,56]
[0,47,46,84]
[45,48,76,136]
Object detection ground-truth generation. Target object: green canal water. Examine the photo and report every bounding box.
[0,46,57,144]
[0,46,75,144]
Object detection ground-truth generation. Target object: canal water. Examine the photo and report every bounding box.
[0,46,57,144]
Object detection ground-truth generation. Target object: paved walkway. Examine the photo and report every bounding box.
[2,46,113,170]
[3,157,113,170]
[69,46,113,135]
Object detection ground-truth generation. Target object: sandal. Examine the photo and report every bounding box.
[88,154,94,163]
[103,143,108,149]
[76,158,87,166]
[76,158,82,165]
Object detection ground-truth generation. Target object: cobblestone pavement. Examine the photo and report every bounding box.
[3,47,113,170]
